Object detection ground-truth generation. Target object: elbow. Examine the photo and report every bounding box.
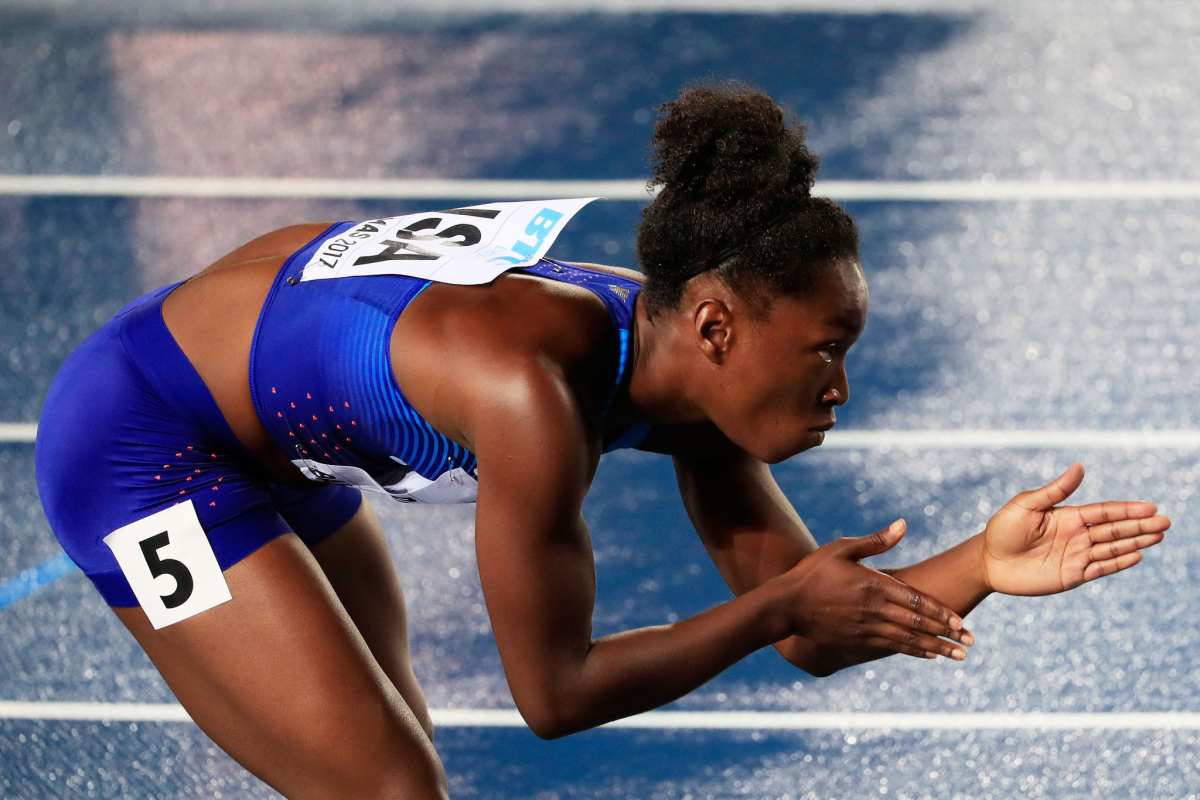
[528,719,573,741]
[798,659,840,679]
[517,696,589,740]
[774,638,841,678]
[524,710,573,740]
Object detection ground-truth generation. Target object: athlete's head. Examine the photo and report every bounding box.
[636,82,865,463]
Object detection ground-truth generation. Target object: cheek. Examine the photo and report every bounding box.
[717,359,822,452]
[736,354,818,412]
[723,352,791,413]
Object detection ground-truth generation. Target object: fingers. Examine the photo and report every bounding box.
[1078,501,1160,526]
[858,623,968,661]
[1088,514,1171,543]
[837,519,906,560]
[1089,531,1165,562]
[855,637,935,660]
[1083,551,1144,582]
[1016,462,1084,511]
[877,601,975,647]
[878,575,964,631]
[1079,512,1165,581]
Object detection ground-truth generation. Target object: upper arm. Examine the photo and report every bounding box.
[667,425,819,597]
[468,361,602,717]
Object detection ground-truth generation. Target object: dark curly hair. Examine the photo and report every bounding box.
[636,81,860,316]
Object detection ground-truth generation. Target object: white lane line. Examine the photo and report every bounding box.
[0,424,36,443]
[0,176,655,201]
[0,0,997,16]
[820,180,1200,201]
[604,711,1200,731]
[381,0,991,10]
[0,702,193,723]
[0,424,1196,449]
[8,426,1200,449]
[821,429,1200,450]
[7,175,1200,201]
[4,703,1200,730]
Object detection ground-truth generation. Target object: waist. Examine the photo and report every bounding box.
[115,285,260,465]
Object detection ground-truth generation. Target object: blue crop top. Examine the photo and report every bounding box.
[249,221,650,504]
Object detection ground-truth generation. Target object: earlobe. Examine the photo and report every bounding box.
[694,298,733,365]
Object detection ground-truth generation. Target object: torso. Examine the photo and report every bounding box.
[161,223,647,492]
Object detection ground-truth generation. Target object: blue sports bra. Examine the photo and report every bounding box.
[249,221,650,504]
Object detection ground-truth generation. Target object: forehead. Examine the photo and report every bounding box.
[767,260,868,337]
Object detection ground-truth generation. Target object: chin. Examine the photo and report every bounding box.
[749,432,823,464]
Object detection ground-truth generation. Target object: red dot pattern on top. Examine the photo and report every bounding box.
[267,387,359,469]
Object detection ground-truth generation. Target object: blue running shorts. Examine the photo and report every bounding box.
[35,282,363,609]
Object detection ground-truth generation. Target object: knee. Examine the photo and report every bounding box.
[362,720,448,800]
[288,709,448,800]
[308,754,446,800]
[364,759,449,800]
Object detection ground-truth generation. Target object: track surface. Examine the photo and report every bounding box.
[1,2,1198,797]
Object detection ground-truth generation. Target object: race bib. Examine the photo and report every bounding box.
[291,455,479,505]
[298,197,598,284]
[103,501,232,629]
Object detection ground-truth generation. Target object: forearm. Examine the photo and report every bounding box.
[771,635,873,677]
[540,531,986,723]
[883,532,992,617]
[774,534,990,676]
[675,454,973,679]
[522,581,791,737]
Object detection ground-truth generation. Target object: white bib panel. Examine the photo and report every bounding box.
[298,197,597,285]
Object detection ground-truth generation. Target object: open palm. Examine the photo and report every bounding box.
[981,463,1170,597]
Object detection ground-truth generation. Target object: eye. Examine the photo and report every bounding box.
[817,344,837,363]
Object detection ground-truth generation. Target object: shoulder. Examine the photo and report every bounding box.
[561,261,646,285]
[423,269,617,364]
[390,271,618,444]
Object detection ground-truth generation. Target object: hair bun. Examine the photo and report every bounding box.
[648,81,818,208]
[636,83,858,316]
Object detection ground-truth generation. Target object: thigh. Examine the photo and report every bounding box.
[268,483,432,735]
[305,497,434,738]
[114,532,447,800]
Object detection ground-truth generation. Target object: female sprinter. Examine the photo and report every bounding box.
[35,84,1169,799]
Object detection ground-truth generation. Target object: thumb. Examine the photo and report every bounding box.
[1017,462,1085,512]
[839,519,906,561]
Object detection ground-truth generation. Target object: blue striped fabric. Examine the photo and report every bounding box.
[251,224,646,501]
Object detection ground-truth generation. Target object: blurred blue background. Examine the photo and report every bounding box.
[1,1,1197,797]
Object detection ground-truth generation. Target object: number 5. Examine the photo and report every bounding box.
[104,500,232,629]
[139,531,194,609]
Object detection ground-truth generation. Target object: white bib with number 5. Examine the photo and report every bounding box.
[103,500,232,629]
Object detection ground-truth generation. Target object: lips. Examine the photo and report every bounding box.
[810,419,836,432]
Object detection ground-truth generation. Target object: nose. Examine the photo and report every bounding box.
[822,365,850,406]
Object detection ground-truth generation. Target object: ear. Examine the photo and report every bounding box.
[693,297,736,365]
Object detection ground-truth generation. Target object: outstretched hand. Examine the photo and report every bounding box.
[981,463,1170,596]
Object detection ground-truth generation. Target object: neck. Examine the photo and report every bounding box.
[624,298,706,426]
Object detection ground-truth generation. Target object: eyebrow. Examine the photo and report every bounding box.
[825,309,865,336]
